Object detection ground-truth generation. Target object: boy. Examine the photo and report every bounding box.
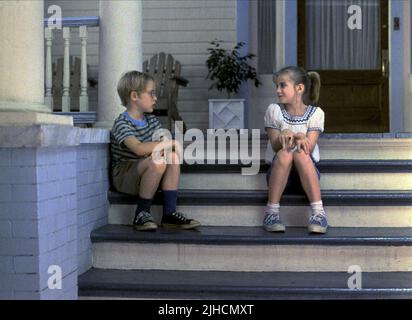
[110,70,200,231]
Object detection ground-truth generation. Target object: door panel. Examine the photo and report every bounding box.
[298,0,389,133]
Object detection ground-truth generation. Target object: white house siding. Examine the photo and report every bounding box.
[45,0,238,130]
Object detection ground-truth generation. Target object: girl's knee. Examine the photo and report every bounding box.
[275,150,293,167]
[293,151,312,167]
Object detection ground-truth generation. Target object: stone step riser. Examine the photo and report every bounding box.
[178,172,412,190]
[92,242,412,272]
[109,205,412,228]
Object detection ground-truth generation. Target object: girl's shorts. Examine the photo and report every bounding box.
[266,155,321,194]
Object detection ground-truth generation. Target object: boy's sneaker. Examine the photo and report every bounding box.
[263,213,285,232]
[161,212,200,230]
[308,212,328,234]
[133,210,157,231]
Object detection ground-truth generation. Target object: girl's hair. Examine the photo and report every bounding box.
[117,70,155,106]
[273,66,321,105]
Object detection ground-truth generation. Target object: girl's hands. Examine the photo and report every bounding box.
[279,129,295,150]
[295,136,312,154]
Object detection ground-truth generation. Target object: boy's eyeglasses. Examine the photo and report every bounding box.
[147,90,157,98]
[131,90,157,98]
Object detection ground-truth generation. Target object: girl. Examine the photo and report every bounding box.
[263,66,327,234]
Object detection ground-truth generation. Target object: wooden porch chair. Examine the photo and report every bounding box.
[52,56,97,126]
[143,52,188,132]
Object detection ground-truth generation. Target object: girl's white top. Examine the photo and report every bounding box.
[264,103,325,164]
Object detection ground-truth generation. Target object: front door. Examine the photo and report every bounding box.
[298,0,389,133]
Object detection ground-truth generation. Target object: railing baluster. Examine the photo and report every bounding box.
[44,27,53,111]
[79,26,88,112]
[62,27,71,112]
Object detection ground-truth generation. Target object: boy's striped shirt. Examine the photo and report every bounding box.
[110,113,162,167]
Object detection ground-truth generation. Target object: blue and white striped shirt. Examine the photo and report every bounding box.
[110,113,162,168]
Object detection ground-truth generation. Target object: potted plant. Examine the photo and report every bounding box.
[206,39,261,130]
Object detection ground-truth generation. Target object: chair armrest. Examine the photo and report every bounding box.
[171,75,189,87]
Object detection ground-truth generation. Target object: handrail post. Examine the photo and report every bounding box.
[62,27,71,112]
[79,25,89,112]
[44,27,53,111]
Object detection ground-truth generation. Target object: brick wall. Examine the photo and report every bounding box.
[0,125,110,299]
[76,144,109,275]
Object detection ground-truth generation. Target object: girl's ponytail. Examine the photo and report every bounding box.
[307,71,321,104]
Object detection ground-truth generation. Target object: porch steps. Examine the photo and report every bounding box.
[108,189,412,227]
[89,225,412,272]
[79,269,412,300]
[178,160,412,190]
[78,141,412,299]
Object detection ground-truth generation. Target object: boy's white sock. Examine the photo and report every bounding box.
[265,202,280,215]
[310,200,326,216]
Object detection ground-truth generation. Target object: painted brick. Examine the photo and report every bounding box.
[58,178,77,196]
[0,274,40,291]
[0,291,13,299]
[36,148,60,166]
[37,181,62,201]
[0,149,11,166]
[0,221,12,238]
[38,197,67,217]
[0,185,12,202]
[58,148,76,164]
[7,167,37,184]
[0,202,38,220]
[14,291,41,300]
[0,238,39,255]
[77,194,101,213]
[0,256,13,273]
[66,194,77,210]
[13,256,40,273]
[12,184,37,202]
[11,149,36,166]
[61,164,77,180]
[12,220,39,238]
[78,251,92,275]
[36,165,58,183]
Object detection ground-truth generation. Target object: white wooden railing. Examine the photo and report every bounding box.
[44,17,99,125]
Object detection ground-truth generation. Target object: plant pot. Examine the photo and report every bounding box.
[208,99,245,130]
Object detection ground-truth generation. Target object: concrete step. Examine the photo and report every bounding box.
[177,160,412,190]
[181,134,412,160]
[78,268,412,299]
[91,225,412,272]
[108,190,412,227]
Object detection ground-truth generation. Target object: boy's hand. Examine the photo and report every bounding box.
[279,129,295,150]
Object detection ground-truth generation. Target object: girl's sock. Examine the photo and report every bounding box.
[163,190,178,216]
[265,202,280,215]
[310,200,326,216]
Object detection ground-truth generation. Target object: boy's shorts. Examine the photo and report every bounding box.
[266,155,321,195]
[112,159,145,195]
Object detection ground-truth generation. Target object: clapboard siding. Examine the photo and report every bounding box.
[45,0,237,130]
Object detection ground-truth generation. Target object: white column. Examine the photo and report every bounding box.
[96,0,142,128]
[0,1,72,125]
[0,0,48,113]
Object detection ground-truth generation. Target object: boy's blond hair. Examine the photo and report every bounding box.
[117,71,155,107]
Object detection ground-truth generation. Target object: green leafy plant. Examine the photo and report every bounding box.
[206,39,261,98]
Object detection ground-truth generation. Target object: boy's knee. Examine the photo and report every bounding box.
[148,159,167,173]
[170,151,181,164]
